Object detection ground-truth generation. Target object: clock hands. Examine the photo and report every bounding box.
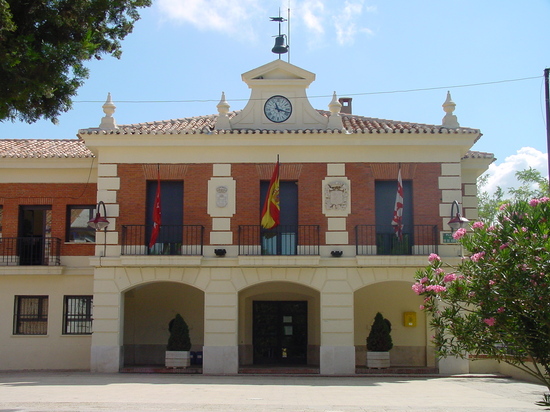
[274,103,290,114]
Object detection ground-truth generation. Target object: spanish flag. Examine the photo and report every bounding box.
[260,160,280,229]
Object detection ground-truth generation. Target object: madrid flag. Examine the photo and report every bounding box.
[148,171,162,248]
[260,160,280,229]
[391,167,404,240]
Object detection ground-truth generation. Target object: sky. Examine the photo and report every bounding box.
[1,0,549,195]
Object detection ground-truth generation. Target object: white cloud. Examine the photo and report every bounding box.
[156,0,265,38]
[156,0,375,46]
[333,1,373,46]
[483,147,548,195]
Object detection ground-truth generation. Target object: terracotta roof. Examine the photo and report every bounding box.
[0,139,94,159]
[78,111,480,135]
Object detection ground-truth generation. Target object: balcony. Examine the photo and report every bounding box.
[121,225,204,256]
[238,225,320,256]
[355,225,438,256]
[0,237,61,266]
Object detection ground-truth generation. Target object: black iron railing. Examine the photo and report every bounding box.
[121,225,204,256]
[0,237,61,266]
[238,225,320,256]
[355,225,438,256]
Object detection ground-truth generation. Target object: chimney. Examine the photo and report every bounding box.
[339,97,352,114]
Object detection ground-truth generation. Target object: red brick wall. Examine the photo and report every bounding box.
[0,183,97,256]
[119,162,442,248]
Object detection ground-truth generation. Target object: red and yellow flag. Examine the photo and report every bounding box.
[148,169,162,248]
[260,160,280,229]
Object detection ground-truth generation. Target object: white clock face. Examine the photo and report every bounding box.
[264,95,292,123]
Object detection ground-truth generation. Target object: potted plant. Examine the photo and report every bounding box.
[366,312,393,368]
[165,313,192,368]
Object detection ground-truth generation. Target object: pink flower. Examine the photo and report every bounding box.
[452,228,467,240]
[540,197,550,203]
[419,305,425,310]
[483,317,496,326]
[426,285,447,293]
[499,203,509,211]
[412,283,426,295]
[420,276,429,284]
[489,280,496,286]
[497,307,505,313]
[470,252,485,262]
[487,225,496,232]
[428,253,441,262]
[443,273,457,283]
[472,221,484,229]
[499,243,508,250]
[529,198,540,207]
[434,268,445,275]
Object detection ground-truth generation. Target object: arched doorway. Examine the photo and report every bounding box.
[122,282,204,367]
[354,281,428,367]
[238,282,320,367]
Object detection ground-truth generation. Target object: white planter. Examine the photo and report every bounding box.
[165,351,191,368]
[366,351,390,369]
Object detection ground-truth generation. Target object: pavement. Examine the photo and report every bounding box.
[0,371,547,412]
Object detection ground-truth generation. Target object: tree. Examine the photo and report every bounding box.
[0,0,151,124]
[167,313,191,352]
[366,312,393,352]
[413,197,550,407]
[477,167,549,223]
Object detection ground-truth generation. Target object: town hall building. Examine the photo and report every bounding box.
[0,58,495,375]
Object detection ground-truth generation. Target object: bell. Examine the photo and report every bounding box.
[271,35,288,55]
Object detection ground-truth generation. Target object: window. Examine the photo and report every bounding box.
[63,296,93,334]
[67,206,96,243]
[14,296,48,335]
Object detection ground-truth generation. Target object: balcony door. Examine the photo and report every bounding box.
[146,180,183,254]
[260,180,298,255]
[375,180,412,255]
[18,206,51,265]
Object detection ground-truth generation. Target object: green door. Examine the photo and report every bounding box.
[253,301,307,364]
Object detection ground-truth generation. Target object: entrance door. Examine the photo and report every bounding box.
[18,206,51,265]
[253,301,307,364]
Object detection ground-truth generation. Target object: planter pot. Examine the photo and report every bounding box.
[165,351,191,368]
[366,351,390,369]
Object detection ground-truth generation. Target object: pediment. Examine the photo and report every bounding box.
[242,60,315,86]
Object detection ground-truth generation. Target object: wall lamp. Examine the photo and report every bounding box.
[88,201,110,231]
[447,200,469,233]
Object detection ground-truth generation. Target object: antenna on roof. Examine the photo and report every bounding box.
[270,9,288,59]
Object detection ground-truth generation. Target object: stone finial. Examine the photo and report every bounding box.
[215,92,231,130]
[99,93,118,130]
[442,91,460,128]
[327,91,344,130]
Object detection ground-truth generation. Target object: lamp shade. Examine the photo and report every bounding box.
[448,213,469,231]
[88,202,110,231]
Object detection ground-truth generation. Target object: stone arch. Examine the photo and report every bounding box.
[238,281,320,366]
[354,280,428,367]
[122,280,205,367]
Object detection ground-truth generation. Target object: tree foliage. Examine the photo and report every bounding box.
[477,167,549,224]
[167,313,191,352]
[413,197,550,405]
[0,0,151,123]
[366,312,393,352]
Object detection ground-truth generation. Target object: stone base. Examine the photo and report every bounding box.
[203,346,238,374]
[165,351,191,368]
[320,346,355,375]
[367,351,390,369]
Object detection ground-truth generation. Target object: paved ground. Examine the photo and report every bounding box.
[0,371,547,411]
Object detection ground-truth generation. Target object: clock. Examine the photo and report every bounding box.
[264,95,292,123]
